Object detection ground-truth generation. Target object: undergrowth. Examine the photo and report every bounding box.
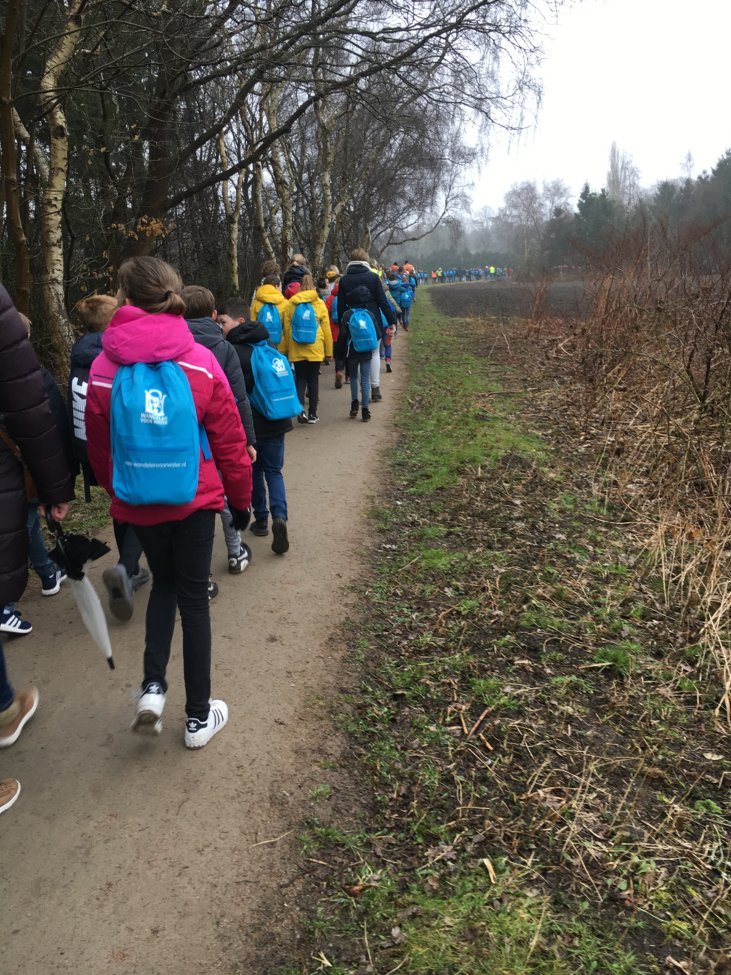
[277,290,729,975]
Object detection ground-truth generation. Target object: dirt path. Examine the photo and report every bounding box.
[0,353,405,974]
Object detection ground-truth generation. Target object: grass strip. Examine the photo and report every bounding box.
[282,289,730,975]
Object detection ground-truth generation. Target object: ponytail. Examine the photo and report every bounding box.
[117,257,186,315]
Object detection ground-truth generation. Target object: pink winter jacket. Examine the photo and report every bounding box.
[86,305,251,525]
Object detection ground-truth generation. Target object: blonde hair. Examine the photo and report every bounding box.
[300,273,315,291]
[116,257,185,315]
[350,247,369,262]
[291,253,307,266]
[75,294,117,332]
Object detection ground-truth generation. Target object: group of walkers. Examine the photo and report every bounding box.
[0,246,416,814]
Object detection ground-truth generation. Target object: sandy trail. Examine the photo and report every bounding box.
[0,353,404,974]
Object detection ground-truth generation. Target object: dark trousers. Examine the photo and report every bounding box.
[294,360,320,417]
[134,510,215,720]
[113,519,143,577]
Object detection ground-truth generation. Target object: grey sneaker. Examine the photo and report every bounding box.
[102,564,134,621]
[130,566,150,591]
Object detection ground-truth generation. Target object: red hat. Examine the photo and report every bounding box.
[284,282,301,299]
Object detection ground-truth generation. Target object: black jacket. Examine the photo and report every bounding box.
[186,316,256,445]
[334,261,397,334]
[0,285,74,603]
[334,286,384,365]
[68,330,104,489]
[225,321,293,441]
[281,263,310,292]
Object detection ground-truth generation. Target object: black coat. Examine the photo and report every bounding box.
[334,286,384,365]
[0,285,74,603]
[281,263,310,292]
[334,261,397,335]
[225,321,293,441]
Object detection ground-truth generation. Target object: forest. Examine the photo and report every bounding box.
[0,0,546,371]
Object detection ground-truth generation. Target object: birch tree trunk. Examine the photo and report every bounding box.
[217,133,244,296]
[38,0,89,357]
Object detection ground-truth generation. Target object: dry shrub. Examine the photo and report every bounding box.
[538,228,731,719]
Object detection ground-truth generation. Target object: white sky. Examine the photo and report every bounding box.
[472,0,731,212]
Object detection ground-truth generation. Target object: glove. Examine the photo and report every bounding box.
[229,505,251,531]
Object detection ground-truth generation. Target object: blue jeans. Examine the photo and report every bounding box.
[0,636,13,711]
[252,436,287,521]
[350,361,371,409]
[27,504,55,578]
[3,504,56,616]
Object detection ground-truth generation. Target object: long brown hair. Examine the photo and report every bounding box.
[300,273,315,291]
[117,257,186,315]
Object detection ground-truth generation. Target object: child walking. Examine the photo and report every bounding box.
[86,257,252,749]
[281,273,332,424]
[335,285,383,422]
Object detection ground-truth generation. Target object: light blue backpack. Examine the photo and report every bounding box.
[291,302,318,344]
[111,361,210,505]
[249,342,303,420]
[256,302,283,344]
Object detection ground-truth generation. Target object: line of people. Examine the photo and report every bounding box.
[0,246,415,814]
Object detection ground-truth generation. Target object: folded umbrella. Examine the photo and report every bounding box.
[46,515,115,669]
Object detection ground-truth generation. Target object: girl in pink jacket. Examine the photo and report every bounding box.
[87,257,252,749]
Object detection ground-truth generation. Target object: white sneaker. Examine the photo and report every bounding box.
[184,699,228,749]
[131,681,166,734]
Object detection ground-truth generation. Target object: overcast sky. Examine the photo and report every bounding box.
[472,0,730,212]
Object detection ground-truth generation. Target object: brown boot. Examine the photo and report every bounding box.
[0,778,21,814]
[0,687,39,748]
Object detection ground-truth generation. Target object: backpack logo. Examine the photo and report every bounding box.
[272,357,288,376]
[144,388,167,421]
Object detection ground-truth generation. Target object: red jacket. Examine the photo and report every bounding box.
[86,305,251,526]
[325,283,340,344]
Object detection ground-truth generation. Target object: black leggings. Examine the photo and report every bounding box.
[134,510,215,720]
[294,360,320,416]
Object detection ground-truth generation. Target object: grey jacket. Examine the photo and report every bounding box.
[186,317,255,446]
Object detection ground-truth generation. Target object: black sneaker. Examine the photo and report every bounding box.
[386,362,392,373]
[271,518,289,555]
[371,388,382,402]
[349,400,359,418]
[307,414,319,424]
[361,408,371,422]
[250,518,269,537]
[102,564,134,621]
[207,576,219,600]
[297,411,308,424]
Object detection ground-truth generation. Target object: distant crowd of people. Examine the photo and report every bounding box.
[0,247,418,814]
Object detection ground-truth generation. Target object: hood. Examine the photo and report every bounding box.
[186,316,225,351]
[70,331,104,368]
[289,289,319,305]
[226,320,269,345]
[345,261,372,275]
[348,285,372,308]
[102,305,195,365]
[254,284,286,306]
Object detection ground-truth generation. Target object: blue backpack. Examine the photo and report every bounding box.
[256,302,283,344]
[399,286,413,308]
[110,361,210,505]
[248,342,303,420]
[291,302,318,344]
[347,308,378,353]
